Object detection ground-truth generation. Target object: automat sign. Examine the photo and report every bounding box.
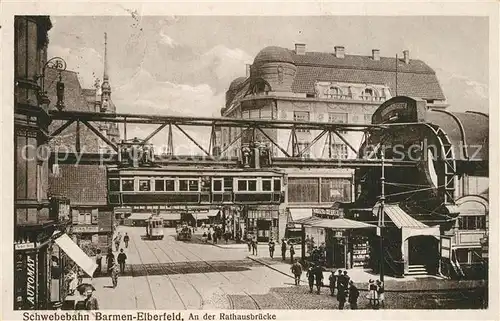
[26,253,37,309]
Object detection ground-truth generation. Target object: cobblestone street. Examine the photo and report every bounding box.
[87,226,486,310]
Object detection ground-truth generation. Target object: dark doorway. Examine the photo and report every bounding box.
[332,239,346,269]
[408,236,439,273]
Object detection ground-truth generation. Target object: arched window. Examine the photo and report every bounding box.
[251,78,272,95]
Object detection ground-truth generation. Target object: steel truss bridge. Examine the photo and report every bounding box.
[48,110,418,169]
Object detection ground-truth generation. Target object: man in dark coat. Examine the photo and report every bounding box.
[348,280,360,310]
[306,265,315,293]
[106,249,115,274]
[281,239,287,261]
[117,249,127,274]
[123,233,130,248]
[337,283,347,310]
[314,265,324,294]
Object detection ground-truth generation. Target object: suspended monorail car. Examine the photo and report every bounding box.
[107,166,286,207]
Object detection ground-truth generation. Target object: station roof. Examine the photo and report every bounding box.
[427,110,489,161]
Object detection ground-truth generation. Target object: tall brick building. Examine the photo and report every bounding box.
[219,44,447,242]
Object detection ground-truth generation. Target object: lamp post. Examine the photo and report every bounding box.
[36,57,67,111]
[379,148,386,283]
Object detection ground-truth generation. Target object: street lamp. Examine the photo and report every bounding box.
[379,148,386,283]
[36,57,67,111]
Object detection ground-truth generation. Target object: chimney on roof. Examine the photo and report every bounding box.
[403,50,410,64]
[334,46,345,59]
[372,49,380,61]
[246,64,251,77]
[295,43,306,55]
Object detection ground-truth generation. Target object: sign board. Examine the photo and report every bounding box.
[14,243,36,250]
[72,225,99,233]
[25,252,37,309]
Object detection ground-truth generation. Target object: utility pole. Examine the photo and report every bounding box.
[379,148,386,282]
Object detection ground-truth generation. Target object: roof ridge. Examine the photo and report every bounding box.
[294,63,436,75]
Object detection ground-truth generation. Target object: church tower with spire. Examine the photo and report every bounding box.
[98,32,120,152]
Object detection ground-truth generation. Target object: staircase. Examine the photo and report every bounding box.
[407,264,429,276]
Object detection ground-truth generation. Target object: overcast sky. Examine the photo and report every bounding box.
[47,16,489,149]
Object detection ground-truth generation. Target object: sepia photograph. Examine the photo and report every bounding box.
[4,2,498,318]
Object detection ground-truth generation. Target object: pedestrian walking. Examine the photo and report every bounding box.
[376,280,385,308]
[314,265,324,294]
[84,288,99,310]
[329,271,336,296]
[110,264,119,288]
[306,265,315,293]
[281,239,287,261]
[117,249,127,274]
[337,282,347,310]
[114,235,120,252]
[246,237,252,252]
[336,270,343,294]
[106,249,115,274]
[268,239,275,259]
[289,244,295,263]
[207,231,212,242]
[123,233,130,248]
[290,259,303,285]
[252,237,258,255]
[342,270,350,288]
[348,280,359,310]
[367,279,378,308]
[95,249,102,275]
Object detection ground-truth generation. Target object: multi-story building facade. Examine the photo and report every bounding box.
[219,44,447,242]
[13,15,79,310]
[48,34,118,255]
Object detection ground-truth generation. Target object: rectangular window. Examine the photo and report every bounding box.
[238,180,247,191]
[188,180,199,192]
[294,111,310,133]
[179,180,188,191]
[213,179,222,192]
[262,179,272,191]
[331,144,349,159]
[273,179,281,192]
[139,180,151,191]
[165,180,175,191]
[288,178,319,203]
[109,179,120,192]
[248,180,257,191]
[455,248,469,264]
[329,112,348,134]
[458,216,486,230]
[224,178,233,192]
[320,178,352,203]
[122,179,134,192]
[91,209,98,225]
[155,179,165,191]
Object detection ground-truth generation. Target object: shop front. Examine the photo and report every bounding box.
[305,218,375,269]
[246,205,279,242]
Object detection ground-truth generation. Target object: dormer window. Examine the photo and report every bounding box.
[326,86,343,99]
[361,87,380,101]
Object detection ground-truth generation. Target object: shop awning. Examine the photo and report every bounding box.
[293,216,322,225]
[309,218,376,229]
[375,204,428,229]
[193,213,210,220]
[54,234,97,277]
[159,213,181,221]
[289,208,313,222]
[207,210,220,217]
[128,213,153,220]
